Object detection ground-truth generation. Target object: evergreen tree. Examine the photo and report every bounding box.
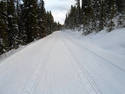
[38,0,46,37]
[15,0,25,45]
[46,11,54,34]
[0,1,8,54]
[7,0,18,49]
[75,0,82,25]
[64,5,78,29]
[22,0,39,43]
[106,0,117,32]
[82,0,94,34]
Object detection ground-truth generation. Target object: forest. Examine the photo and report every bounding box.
[0,0,62,55]
[65,0,125,34]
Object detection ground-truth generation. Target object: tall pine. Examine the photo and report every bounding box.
[23,0,39,43]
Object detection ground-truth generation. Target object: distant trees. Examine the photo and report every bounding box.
[0,0,62,55]
[64,0,125,34]
[65,6,78,29]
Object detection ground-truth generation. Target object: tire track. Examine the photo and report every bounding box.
[20,36,58,94]
[33,38,62,94]
[59,35,102,94]
[59,40,90,94]
[63,32,125,73]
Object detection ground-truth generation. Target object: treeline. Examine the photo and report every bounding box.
[0,0,62,55]
[65,0,125,35]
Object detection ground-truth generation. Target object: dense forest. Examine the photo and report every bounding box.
[65,0,125,34]
[0,0,62,55]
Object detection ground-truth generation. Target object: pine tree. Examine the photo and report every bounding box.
[23,0,39,43]
[38,0,46,37]
[75,0,81,25]
[46,11,54,34]
[64,5,78,29]
[15,0,24,45]
[82,0,94,34]
[0,1,8,54]
[7,0,19,49]
[106,0,117,32]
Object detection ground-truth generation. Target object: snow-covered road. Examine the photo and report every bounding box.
[0,30,125,94]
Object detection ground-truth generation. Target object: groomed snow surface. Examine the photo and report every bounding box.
[0,28,125,94]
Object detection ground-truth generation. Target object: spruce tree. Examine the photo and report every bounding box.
[38,0,46,37]
[75,0,81,25]
[0,1,8,54]
[107,0,117,32]
[7,0,18,49]
[23,0,39,43]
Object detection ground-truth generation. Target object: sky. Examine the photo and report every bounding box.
[44,0,76,24]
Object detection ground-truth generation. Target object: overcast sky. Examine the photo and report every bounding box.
[44,0,75,24]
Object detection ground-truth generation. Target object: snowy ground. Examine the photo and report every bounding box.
[0,46,25,63]
[0,29,125,94]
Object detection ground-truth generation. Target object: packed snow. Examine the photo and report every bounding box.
[0,28,125,94]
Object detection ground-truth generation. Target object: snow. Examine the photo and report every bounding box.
[0,28,125,94]
[8,15,13,18]
[0,46,25,63]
